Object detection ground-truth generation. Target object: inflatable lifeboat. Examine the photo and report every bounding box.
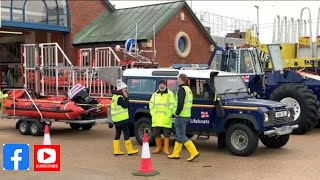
[2,85,110,120]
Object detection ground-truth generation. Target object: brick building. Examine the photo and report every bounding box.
[0,0,216,87]
[73,1,216,67]
[0,0,113,86]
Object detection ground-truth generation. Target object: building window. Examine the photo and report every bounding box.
[0,0,70,31]
[1,0,11,21]
[174,32,191,58]
[178,37,186,53]
[57,0,68,26]
[12,8,23,22]
[25,0,47,24]
[12,1,24,9]
[46,0,59,25]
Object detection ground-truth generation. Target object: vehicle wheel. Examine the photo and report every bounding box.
[225,123,259,156]
[186,134,194,139]
[315,100,320,128]
[134,117,155,146]
[70,123,81,130]
[81,124,93,131]
[270,84,318,134]
[18,120,30,135]
[260,134,290,148]
[29,121,44,136]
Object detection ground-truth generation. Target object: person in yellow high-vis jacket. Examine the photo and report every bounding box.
[149,79,175,155]
[0,89,8,107]
[168,73,199,162]
[111,82,139,156]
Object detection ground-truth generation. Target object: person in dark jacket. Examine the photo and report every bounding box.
[168,73,199,162]
[111,82,139,156]
[1,71,9,89]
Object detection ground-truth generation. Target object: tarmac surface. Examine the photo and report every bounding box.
[1,119,320,180]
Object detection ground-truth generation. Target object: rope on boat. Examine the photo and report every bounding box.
[76,103,110,107]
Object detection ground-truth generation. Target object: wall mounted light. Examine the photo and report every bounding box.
[0,31,23,35]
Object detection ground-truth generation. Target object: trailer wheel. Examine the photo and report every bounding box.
[70,123,81,130]
[225,123,259,156]
[134,117,155,146]
[270,84,318,134]
[260,134,290,148]
[81,123,93,131]
[18,120,30,135]
[29,121,44,136]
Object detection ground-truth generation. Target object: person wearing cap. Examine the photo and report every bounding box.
[149,79,175,155]
[111,81,139,156]
[168,73,199,162]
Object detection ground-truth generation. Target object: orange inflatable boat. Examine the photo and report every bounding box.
[2,86,110,120]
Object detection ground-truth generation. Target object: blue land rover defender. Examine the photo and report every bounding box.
[122,68,298,156]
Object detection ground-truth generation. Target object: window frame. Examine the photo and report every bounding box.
[189,78,212,100]
[174,31,191,58]
[0,0,70,32]
[127,78,157,95]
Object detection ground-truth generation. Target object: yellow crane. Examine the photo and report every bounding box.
[244,7,320,70]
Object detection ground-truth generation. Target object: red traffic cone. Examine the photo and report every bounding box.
[43,125,51,145]
[133,132,159,176]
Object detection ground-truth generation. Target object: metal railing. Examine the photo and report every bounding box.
[22,43,122,97]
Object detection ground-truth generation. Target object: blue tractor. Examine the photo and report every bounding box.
[209,44,320,134]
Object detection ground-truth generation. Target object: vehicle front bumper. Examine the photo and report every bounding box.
[263,125,299,136]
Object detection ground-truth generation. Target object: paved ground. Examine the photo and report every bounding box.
[1,119,320,180]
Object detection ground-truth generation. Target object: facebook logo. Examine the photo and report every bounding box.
[3,144,29,170]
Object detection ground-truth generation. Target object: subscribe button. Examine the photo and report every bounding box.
[34,145,60,171]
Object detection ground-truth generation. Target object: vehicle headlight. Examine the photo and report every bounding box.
[264,113,269,123]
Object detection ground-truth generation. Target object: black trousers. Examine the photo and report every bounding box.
[114,120,130,140]
[153,127,172,138]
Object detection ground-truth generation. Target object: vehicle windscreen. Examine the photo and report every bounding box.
[214,76,248,94]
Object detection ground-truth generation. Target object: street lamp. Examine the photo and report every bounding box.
[254,5,260,46]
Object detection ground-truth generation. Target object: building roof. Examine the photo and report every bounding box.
[105,0,116,12]
[123,68,238,79]
[73,1,215,46]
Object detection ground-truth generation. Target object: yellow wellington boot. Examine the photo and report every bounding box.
[184,140,200,162]
[124,139,139,155]
[163,138,170,155]
[167,141,182,159]
[113,140,125,156]
[152,138,163,154]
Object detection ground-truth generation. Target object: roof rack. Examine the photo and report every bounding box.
[171,64,209,70]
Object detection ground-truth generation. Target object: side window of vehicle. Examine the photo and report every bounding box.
[240,50,254,74]
[228,51,237,73]
[166,79,179,94]
[189,79,210,100]
[127,79,156,94]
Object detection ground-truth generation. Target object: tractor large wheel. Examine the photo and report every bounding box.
[270,84,318,134]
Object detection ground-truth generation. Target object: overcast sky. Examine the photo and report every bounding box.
[109,1,320,43]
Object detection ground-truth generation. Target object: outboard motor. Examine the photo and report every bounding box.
[67,84,98,109]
